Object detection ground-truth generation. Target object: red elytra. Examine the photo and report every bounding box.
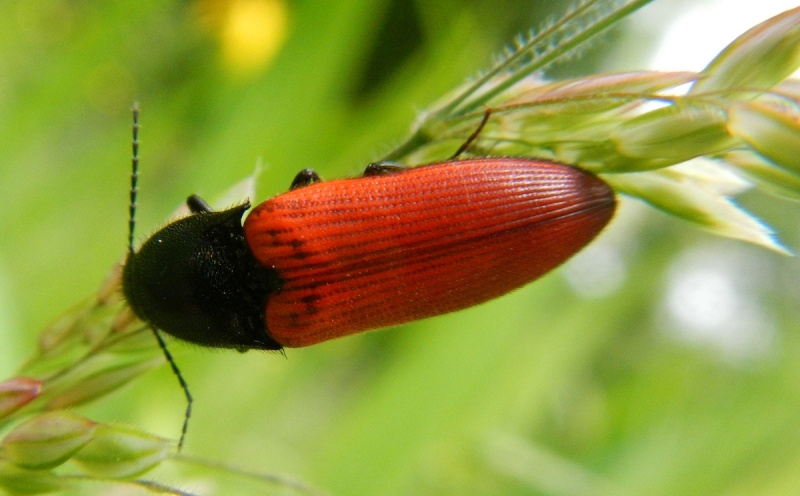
[243,157,615,347]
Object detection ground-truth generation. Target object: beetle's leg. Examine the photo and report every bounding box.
[187,195,213,213]
[290,168,322,190]
[450,107,493,159]
[363,161,406,177]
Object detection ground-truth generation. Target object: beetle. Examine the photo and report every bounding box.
[121,105,616,447]
[123,156,615,350]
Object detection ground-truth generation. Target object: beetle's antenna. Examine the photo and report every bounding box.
[129,103,193,451]
[129,102,140,256]
[151,326,193,451]
[450,107,493,159]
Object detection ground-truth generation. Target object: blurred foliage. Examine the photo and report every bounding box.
[1,0,800,495]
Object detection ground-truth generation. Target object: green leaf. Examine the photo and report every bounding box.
[727,101,800,175]
[724,150,800,201]
[693,6,800,93]
[72,424,170,479]
[611,103,734,167]
[0,461,67,495]
[1,412,96,470]
[46,356,162,410]
[605,164,790,254]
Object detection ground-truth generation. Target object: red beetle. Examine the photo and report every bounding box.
[123,157,615,351]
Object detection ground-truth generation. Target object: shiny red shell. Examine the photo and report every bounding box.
[244,157,615,347]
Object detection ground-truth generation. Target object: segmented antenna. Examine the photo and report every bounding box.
[152,326,193,451]
[128,102,193,451]
[129,102,139,256]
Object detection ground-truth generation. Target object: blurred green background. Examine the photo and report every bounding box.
[2,0,800,494]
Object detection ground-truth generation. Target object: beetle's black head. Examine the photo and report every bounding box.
[122,202,283,351]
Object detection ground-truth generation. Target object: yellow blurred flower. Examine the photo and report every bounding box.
[195,0,289,78]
